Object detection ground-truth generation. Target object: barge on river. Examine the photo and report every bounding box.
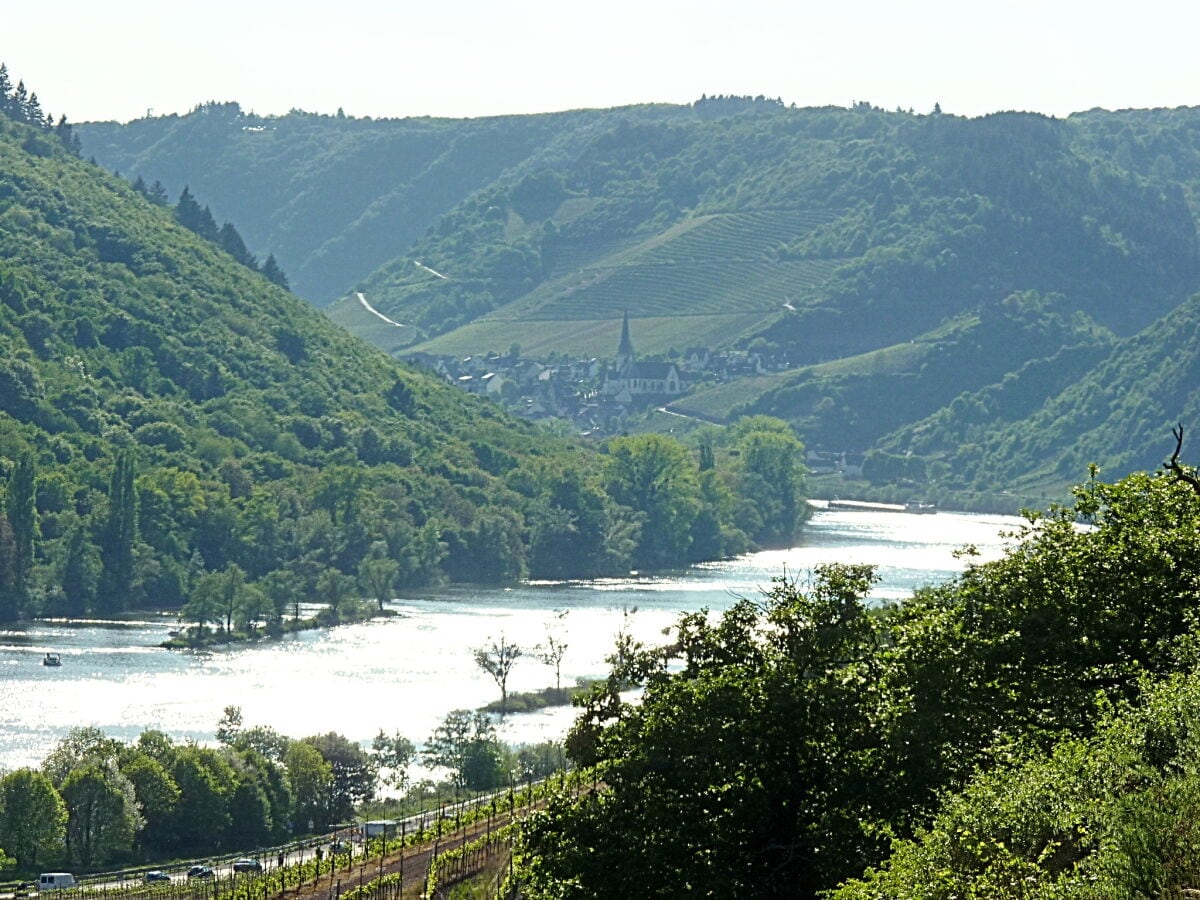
[824,499,937,515]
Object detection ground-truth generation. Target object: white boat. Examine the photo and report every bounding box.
[42,653,62,667]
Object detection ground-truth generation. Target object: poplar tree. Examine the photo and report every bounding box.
[99,451,137,610]
[0,513,19,622]
[7,450,36,595]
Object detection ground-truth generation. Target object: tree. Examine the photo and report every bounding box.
[358,542,399,612]
[0,513,18,622]
[5,449,35,598]
[120,753,180,854]
[370,730,416,793]
[301,733,377,823]
[216,705,243,745]
[98,450,137,610]
[286,741,332,833]
[604,434,700,569]
[424,710,503,791]
[169,747,233,850]
[260,254,290,289]
[521,565,883,897]
[42,727,123,786]
[60,525,99,616]
[60,762,141,866]
[215,564,247,635]
[534,610,569,692]
[474,633,523,718]
[183,568,220,641]
[732,419,807,547]
[0,769,66,868]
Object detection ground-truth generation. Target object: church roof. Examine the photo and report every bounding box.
[627,361,677,380]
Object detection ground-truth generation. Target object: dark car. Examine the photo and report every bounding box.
[144,871,170,883]
[186,866,214,879]
[232,859,263,874]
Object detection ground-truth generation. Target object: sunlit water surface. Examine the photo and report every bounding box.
[0,508,1025,770]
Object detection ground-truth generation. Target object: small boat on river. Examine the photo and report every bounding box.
[42,653,62,667]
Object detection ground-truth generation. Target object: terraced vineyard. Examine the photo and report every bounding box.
[632,208,836,265]
[413,312,772,358]
[507,208,848,321]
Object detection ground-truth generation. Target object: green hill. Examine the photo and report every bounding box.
[79,101,1200,500]
[0,104,696,623]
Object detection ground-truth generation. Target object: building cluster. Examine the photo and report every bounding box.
[404,313,793,434]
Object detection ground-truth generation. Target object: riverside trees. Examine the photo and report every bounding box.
[516,456,1200,897]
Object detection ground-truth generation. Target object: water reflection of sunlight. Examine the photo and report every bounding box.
[0,509,1025,770]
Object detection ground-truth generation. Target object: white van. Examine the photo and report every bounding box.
[39,873,76,891]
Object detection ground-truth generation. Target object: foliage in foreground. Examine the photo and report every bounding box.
[515,461,1200,897]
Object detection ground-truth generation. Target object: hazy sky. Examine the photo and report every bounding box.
[7,0,1200,124]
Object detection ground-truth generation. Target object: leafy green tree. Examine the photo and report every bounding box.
[358,542,399,612]
[520,564,883,897]
[285,741,333,833]
[169,746,233,850]
[215,563,247,635]
[424,709,503,791]
[183,568,223,641]
[42,727,123,786]
[0,769,66,868]
[120,753,180,854]
[370,730,416,793]
[216,705,243,745]
[225,770,272,849]
[60,762,141,866]
[604,434,700,569]
[301,733,377,824]
[732,419,807,547]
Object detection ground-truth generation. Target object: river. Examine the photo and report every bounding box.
[0,507,1026,771]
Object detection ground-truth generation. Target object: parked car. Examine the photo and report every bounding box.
[232,859,262,874]
[144,871,170,883]
[330,840,350,853]
[186,866,214,879]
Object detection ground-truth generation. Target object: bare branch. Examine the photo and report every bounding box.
[1162,423,1200,495]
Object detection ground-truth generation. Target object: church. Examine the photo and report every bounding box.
[601,311,683,403]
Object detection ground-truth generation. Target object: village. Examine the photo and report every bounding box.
[403,313,794,435]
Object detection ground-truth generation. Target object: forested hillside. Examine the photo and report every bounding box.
[0,96,807,625]
[79,100,1200,503]
[78,101,662,303]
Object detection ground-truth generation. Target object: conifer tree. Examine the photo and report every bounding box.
[147,180,169,205]
[218,222,257,268]
[11,81,28,121]
[260,254,290,290]
[0,64,12,112]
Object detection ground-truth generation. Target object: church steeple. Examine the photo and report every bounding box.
[616,310,635,371]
